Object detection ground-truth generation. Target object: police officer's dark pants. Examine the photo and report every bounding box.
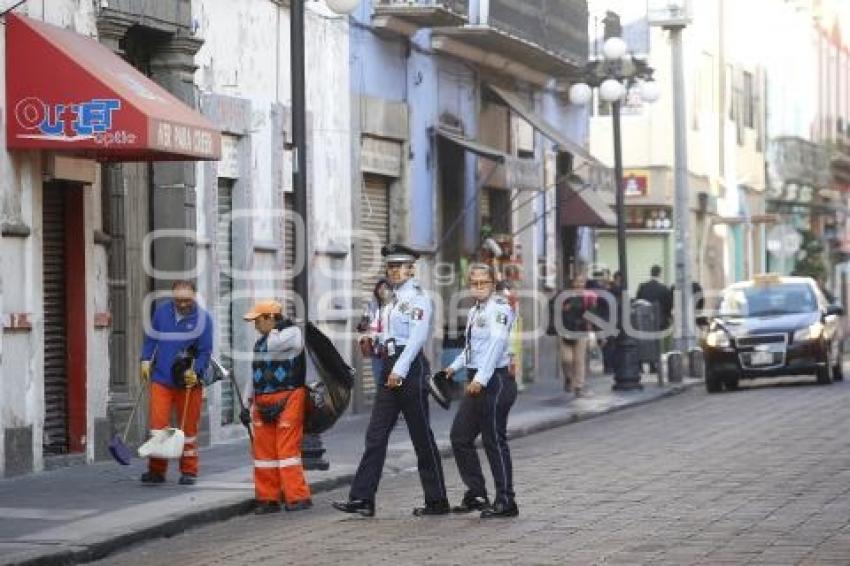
[450,368,517,505]
[349,355,447,504]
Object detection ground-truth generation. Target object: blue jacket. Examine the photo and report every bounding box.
[141,300,213,388]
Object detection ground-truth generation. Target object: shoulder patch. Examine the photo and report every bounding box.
[411,307,425,321]
[495,312,509,325]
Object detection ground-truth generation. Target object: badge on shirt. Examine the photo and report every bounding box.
[411,307,424,321]
[496,313,509,325]
[398,302,411,314]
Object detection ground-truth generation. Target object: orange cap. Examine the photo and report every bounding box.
[243,299,282,321]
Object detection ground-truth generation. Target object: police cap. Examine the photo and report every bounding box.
[381,243,420,264]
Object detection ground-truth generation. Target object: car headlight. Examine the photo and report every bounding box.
[793,322,824,343]
[706,329,731,348]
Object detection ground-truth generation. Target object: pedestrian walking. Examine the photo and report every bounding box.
[443,263,519,518]
[139,280,213,486]
[242,300,313,514]
[357,278,393,388]
[333,244,448,517]
[558,274,596,397]
[636,265,673,330]
[637,265,673,372]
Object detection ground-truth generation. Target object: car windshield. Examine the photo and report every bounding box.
[719,283,817,317]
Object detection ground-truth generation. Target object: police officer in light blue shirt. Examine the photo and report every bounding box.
[443,263,519,518]
[333,244,448,517]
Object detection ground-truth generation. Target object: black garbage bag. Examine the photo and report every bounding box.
[303,322,355,434]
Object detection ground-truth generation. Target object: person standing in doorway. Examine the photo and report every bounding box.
[443,263,518,518]
[333,244,448,517]
[139,280,213,486]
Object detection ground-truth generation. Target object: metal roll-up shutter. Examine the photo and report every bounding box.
[284,192,296,318]
[217,180,235,425]
[359,176,390,402]
[43,185,69,456]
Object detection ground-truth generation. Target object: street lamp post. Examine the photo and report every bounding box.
[292,0,359,470]
[648,1,694,355]
[569,25,660,391]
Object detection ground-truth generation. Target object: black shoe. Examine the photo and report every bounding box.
[285,499,313,512]
[140,472,165,485]
[178,474,197,486]
[480,500,519,519]
[254,501,282,515]
[452,495,490,514]
[412,500,451,517]
[332,499,375,517]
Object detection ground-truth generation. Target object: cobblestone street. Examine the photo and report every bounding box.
[98,378,850,565]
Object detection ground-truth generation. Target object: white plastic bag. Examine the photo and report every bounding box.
[138,428,185,459]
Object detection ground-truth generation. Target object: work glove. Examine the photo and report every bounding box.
[140,360,152,384]
[239,407,252,427]
[183,369,199,388]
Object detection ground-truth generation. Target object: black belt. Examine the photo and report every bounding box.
[466,367,510,382]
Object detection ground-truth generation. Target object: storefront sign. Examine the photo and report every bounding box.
[361,136,402,177]
[6,13,221,161]
[505,156,543,191]
[623,170,649,197]
[217,134,241,179]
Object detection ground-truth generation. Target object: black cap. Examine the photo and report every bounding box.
[381,244,420,264]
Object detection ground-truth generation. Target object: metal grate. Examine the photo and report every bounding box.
[735,334,786,348]
[42,185,69,456]
[359,176,391,403]
[217,180,236,425]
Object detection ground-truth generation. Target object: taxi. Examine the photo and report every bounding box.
[699,274,844,393]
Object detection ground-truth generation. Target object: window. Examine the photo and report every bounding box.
[743,71,754,129]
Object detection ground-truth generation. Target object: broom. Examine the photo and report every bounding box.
[108,385,145,465]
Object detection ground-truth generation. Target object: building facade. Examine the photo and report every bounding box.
[347,0,599,409]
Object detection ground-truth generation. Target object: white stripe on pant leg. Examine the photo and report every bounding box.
[254,458,302,468]
[184,436,197,444]
[182,450,197,457]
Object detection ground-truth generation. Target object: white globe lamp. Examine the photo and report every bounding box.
[569,83,593,106]
[326,0,359,14]
[599,78,625,102]
[602,37,628,61]
[639,80,661,103]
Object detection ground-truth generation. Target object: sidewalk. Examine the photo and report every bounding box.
[0,372,699,566]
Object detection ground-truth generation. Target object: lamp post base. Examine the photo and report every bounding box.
[612,331,643,391]
[301,433,329,471]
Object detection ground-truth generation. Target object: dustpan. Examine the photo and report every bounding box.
[138,388,191,460]
[108,385,145,465]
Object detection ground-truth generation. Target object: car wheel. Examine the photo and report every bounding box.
[833,343,845,381]
[723,375,739,391]
[705,369,723,393]
[816,364,833,385]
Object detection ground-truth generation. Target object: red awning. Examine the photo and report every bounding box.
[5,13,221,161]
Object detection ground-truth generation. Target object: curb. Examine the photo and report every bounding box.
[10,380,699,566]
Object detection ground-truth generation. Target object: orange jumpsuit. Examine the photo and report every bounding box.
[148,382,203,477]
[252,387,310,504]
[250,327,311,506]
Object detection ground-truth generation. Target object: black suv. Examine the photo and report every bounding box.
[700,275,844,393]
